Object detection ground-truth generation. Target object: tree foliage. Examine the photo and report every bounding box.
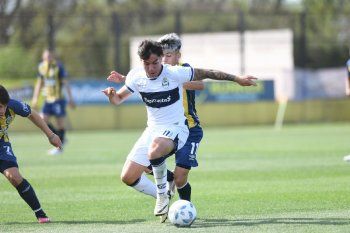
[0,0,349,79]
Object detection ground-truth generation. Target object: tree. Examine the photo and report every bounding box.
[0,0,22,45]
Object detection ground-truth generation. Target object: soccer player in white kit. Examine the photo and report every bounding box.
[103,40,257,218]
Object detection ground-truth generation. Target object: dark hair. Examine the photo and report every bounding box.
[0,85,10,105]
[137,40,163,60]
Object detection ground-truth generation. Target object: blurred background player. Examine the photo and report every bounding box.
[343,48,350,162]
[157,33,204,202]
[347,48,350,95]
[0,85,62,223]
[31,49,75,155]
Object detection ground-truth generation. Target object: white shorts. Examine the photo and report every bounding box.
[126,123,189,167]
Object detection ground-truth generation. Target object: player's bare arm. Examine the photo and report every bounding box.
[102,85,131,105]
[62,80,76,109]
[183,81,205,91]
[193,68,258,86]
[107,71,126,83]
[28,110,62,148]
[31,79,43,108]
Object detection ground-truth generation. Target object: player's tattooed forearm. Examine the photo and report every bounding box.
[194,68,236,82]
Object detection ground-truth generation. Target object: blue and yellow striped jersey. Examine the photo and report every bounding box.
[181,63,200,128]
[0,99,31,143]
[37,60,66,102]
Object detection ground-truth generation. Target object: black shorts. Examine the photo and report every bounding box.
[0,159,18,173]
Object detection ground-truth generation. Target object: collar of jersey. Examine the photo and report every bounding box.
[148,65,164,81]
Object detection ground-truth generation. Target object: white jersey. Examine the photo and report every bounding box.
[125,64,194,127]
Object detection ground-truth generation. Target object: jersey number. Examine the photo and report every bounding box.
[3,146,13,156]
[190,142,199,155]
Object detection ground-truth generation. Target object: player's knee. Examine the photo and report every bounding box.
[174,173,188,188]
[149,137,173,158]
[120,173,136,186]
[4,171,23,187]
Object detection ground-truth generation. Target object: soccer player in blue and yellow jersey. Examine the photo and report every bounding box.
[158,33,204,202]
[0,85,62,223]
[347,51,350,96]
[32,49,75,155]
[343,50,350,162]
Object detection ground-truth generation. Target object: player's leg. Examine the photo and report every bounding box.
[174,166,191,201]
[147,165,175,197]
[55,116,65,144]
[48,100,66,155]
[123,128,161,198]
[42,103,60,155]
[174,125,203,201]
[42,113,58,145]
[41,107,57,136]
[0,160,49,223]
[149,124,189,216]
[54,100,67,144]
[148,137,175,216]
[121,159,157,198]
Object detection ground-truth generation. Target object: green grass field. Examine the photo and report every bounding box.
[1,123,350,233]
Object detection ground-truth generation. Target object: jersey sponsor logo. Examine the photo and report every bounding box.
[140,87,180,108]
[44,79,56,87]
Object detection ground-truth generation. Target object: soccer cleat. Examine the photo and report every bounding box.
[48,148,63,156]
[38,217,51,223]
[159,213,168,223]
[167,180,176,199]
[343,155,350,162]
[154,193,170,216]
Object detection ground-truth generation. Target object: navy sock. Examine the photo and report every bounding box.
[178,182,191,201]
[149,157,165,166]
[16,179,46,218]
[47,123,57,135]
[57,129,65,144]
[167,170,174,182]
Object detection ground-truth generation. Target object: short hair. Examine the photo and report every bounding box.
[158,33,182,53]
[137,40,163,60]
[0,85,10,105]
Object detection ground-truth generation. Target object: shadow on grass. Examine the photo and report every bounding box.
[192,218,350,228]
[3,219,147,225]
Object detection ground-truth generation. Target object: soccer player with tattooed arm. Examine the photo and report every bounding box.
[102,39,257,220]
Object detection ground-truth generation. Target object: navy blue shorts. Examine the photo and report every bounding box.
[175,125,203,170]
[0,142,17,162]
[0,159,18,173]
[42,99,67,117]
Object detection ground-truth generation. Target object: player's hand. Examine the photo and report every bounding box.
[48,133,62,149]
[102,87,116,97]
[107,71,126,83]
[235,75,258,86]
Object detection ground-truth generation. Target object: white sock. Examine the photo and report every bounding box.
[152,161,167,196]
[132,174,157,198]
